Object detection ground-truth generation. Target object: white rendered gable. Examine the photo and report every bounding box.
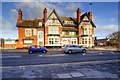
[45,13,62,26]
[83,16,89,21]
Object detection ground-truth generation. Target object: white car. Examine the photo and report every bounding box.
[63,44,87,54]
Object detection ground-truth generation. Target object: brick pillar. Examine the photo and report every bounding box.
[59,27,62,45]
[44,26,48,46]
[78,27,82,44]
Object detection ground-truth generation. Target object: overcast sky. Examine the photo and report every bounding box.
[0,0,119,39]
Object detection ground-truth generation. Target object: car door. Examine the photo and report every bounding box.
[77,46,83,52]
[72,45,78,53]
[75,46,81,52]
[37,46,42,52]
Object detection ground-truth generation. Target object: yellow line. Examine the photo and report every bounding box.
[1,59,120,69]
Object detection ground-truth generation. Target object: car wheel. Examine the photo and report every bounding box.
[68,50,72,54]
[29,51,32,54]
[82,49,86,53]
[42,50,47,53]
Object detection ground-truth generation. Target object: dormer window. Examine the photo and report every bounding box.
[39,22,42,26]
[64,21,73,24]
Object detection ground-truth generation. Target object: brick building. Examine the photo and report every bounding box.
[16,8,96,49]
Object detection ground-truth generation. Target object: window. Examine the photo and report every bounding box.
[55,38,59,44]
[82,38,84,44]
[71,38,77,44]
[25,29,32,36]
[83,28,87,35]
[49,38,54,44]
[64,21,73,24]
[82,37,91,44]
[39,22,42,26]
[69,32,74,35]
[49,27,58,34]
[48,36,60,45]
[62,31,66,35]
[24,40,32,45]
[88,28,91,35]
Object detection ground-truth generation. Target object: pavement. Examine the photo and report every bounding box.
[2,62,120,79]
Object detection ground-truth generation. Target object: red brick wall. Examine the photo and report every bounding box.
[16,28,25,48]
[31,29,37,45]
[92,28,94,35]
[44,27,48,45]
[59,27,62,44]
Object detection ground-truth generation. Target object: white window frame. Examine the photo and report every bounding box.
[71,38,77,44]
[69,32,74,35]
[25,29,32,37]
[24,40,32,45]
[48,36,60,45]
[62,31,66,35]
[82,37,92,45]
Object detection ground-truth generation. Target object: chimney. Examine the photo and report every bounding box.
[77,8,81,23]
[43,7,47,22]
[88,11,92,20]
[17,9,22,21]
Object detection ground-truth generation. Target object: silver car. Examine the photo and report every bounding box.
[63,44,87,54]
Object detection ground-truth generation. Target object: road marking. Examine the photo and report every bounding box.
[38,54,66,57]
[57,73,72,78]
[1,59,120,69]
[70,72,85,77]
[1,55,21,59]
[100,52,102,54]
[83,53,86,55]
[111,52,115,54]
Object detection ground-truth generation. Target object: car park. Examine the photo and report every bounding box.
[63,44,87,54]
[28,45,47,54]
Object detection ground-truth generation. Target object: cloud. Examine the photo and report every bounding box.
[10,9,17,20]
[108,18,116,23]
[13,2,82,20]
[95,24,118,38]
[1,17,16,34]
[14,2,54,19]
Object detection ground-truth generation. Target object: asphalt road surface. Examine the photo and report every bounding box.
[1,50,120,67]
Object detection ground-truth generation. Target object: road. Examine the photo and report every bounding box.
[1,50,120,67]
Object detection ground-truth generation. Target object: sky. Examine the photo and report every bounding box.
[0,0,119,39]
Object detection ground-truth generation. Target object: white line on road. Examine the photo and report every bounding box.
[1,55,21,59]
[38,54,66,57]
[100,52,102,54]
[110,52,115,54]
[1,59,120,69]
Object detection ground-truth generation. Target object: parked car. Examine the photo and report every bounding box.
[28,45,47,54]
[63,44,87,54]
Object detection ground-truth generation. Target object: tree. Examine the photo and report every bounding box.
[107,31,120,46]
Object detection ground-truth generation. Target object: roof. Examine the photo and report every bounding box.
[16,9,96,28]
[16,18,43,27]
[97,38,109,43]
[59,17,77,26]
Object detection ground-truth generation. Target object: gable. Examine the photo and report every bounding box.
[83,16,89,21]
[45,11,62,26]
[78,13,96,28]
[49,13,57,19]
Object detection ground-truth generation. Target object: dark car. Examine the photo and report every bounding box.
[28,45,47,54]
